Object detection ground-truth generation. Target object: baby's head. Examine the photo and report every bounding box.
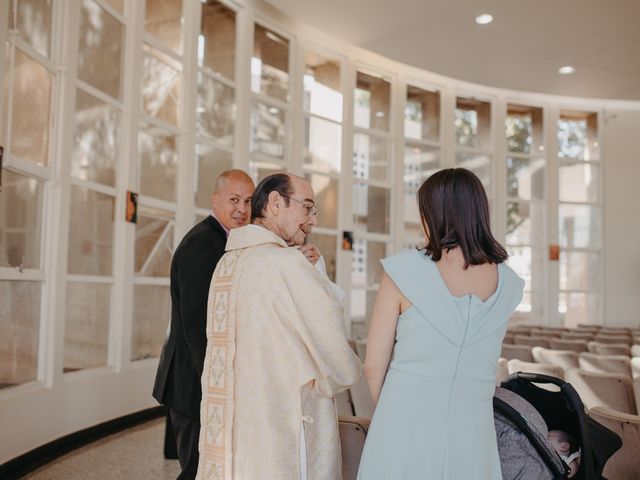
[548,429,577,455]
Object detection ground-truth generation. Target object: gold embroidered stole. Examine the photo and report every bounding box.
[197,249,244,480]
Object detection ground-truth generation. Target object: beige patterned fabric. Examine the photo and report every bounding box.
[197,225,362,480]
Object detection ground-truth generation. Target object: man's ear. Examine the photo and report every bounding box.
[267,190,281,215]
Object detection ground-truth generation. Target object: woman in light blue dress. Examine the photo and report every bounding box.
[357,168,524,479]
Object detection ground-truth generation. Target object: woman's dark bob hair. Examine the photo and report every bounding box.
[418,168,508,267]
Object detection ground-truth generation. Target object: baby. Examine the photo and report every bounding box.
[548,429,581,478]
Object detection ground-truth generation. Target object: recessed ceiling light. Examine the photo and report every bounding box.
[558,65,575,75]
[475,14,493,25]
[375,111,385,118]
[269,107,279,114]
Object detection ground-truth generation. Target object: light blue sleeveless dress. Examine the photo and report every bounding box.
[357,249,524,480]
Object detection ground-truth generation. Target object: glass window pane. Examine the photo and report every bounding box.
[64,282,110,371]
[249,160,284,183]
[145,0,183,54]
[506,201,544,246]
[506,157,544,201]
[78,0,124,100]
[559,204,601,249]
[9,0,53,58]
[559,292,599,328]
[354,71,390,131]
[135,207,174,277]
[455,152,491,191]
[404,144,440,224]
[353,184,390,235]
[104,0,124,13]
[195,145,233,209]
[506,104,543,154]
[199,0,235,79]
[507,246,545,293]
[515,291,544,321]
[67,187,114,276]
[558,111,599,161]
[142,45,181,126]
[304,115,341,174]
[350,288,377,324]
[131,284,170,361]
[304,173,337,229]
[72,88,120,186]
[560,251,599,291]
[353,133,389,181]
[351,238,387,286]
[197,72,235,145]
[8,49,53,166]
[405,85,440,142]
[0,280,40,388]
[0,170,43,269]
[304,52,342,122]
[252,24,289,101]
[138,123,178,202]
[308,233,337,282]
[250,101,286,159]
[559,163,599,203]
[455,97,491,149]
[402,223,424,250]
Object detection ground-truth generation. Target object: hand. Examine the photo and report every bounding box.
[298,244,320,265]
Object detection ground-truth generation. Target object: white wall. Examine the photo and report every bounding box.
[603,110,640,327]
[0,364,157,464]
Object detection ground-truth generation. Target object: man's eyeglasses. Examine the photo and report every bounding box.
[283,195,318,217]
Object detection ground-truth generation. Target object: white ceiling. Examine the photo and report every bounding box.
[265,0,640,100]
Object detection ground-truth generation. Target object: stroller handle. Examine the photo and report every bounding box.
[507,371,566,387]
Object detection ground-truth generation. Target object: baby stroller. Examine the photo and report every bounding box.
[494,372,622,480]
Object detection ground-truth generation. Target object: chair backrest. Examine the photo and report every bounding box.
[634,377,640,415]
[500,344,534,362]
[548,338,588,353]
[588,406,640,480]
[531,347,579,371]
[514,335,551,348]
[339,416,370,480]
[507,359,564,380]
[565,369,636,414]
[594,334,632,345]
[561,331,595,341]
[350,377,374,419]
[507,326,533,336]
[335,389,355,416]
[576,324,600,332]
[599,327,631,335]
[631,345,640,358]
[496,357,509,386]
[587,342,631,356]
[631,357,640,380]
[578,352,632,377]
[354,339,367,360]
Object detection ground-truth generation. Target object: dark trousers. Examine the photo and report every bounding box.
[169,409,200,480]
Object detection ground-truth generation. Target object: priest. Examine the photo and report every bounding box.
[196,173,362,480]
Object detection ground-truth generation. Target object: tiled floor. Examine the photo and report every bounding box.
[22,418,180,479]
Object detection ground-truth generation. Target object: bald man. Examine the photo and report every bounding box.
[153,169,254,480]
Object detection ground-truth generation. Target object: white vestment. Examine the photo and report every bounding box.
[196,225,362,480]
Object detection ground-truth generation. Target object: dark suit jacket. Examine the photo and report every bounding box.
[153,216,228,419]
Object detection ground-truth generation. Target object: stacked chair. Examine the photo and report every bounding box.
[503,322,640,479]
[340,323,640,479]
